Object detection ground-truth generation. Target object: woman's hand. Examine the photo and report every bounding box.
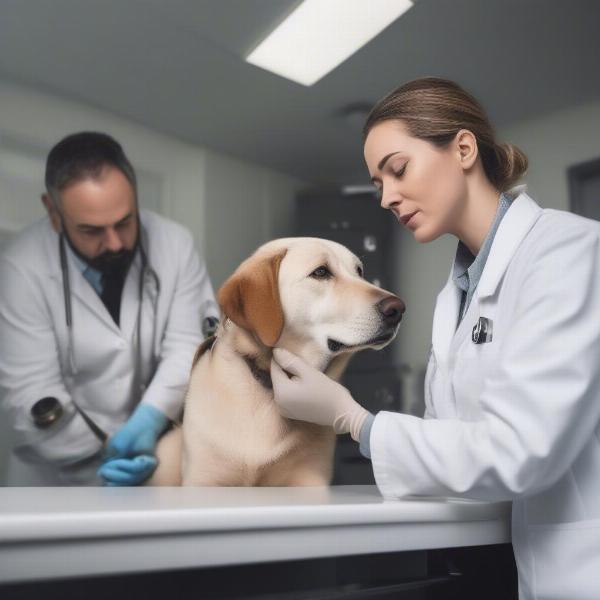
[270,348,370,441]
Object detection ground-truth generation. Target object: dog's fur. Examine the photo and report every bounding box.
[147,238,403,487]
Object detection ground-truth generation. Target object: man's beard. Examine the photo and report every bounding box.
[62,227,138,280]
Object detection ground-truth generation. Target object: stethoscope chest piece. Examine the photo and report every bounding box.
[472,316,493,344]
[31,397,64,429]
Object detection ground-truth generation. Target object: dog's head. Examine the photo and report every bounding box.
[218,237,405,368]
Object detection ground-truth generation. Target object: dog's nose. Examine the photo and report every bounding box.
[377,296,406,326]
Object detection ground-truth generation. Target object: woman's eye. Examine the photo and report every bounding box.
[310,266,332,280]
[357,266,363,278]
[392,164,406,178]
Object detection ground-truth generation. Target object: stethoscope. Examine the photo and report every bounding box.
[53,227,161,443]
[31,223,218,445]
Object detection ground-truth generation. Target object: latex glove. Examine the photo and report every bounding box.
[97,455,158,487]
[104,403,170,459]
[270,348,370,441]
[98,403,169,486]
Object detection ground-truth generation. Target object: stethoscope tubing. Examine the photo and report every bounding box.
[58,232,159,444]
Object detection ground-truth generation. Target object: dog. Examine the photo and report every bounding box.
[147,237,405,486]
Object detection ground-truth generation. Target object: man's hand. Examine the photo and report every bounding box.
[97,455,158,486]
[97,403,169,486]
[270,348,370,441]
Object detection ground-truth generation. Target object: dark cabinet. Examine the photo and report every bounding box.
[295,189,402,484]
[0,544,517,599]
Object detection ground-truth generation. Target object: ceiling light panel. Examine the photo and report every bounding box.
[246,0,413,86]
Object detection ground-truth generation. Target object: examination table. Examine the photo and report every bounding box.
[0,485,517,599]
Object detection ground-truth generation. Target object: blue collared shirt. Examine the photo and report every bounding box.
[453,193,512,324]
[358,193,512,459]
[72,253,103,296]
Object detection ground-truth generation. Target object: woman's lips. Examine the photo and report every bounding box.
[400,211,418,227]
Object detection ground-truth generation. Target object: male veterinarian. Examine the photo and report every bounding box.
[0,132,219,486]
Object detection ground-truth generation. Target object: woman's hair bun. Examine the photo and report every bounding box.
[493,142,528,191]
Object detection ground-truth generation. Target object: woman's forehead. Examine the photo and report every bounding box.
[365,122,411,155]
[364,121,436,169]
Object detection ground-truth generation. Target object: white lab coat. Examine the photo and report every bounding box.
[370,192,600,600]
[0,211,219,485]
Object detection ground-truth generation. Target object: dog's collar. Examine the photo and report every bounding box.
[242,354,273,390]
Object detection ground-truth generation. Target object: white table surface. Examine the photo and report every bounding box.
[0,485,511,584]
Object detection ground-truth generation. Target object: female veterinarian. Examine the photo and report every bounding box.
[270,77,600,600]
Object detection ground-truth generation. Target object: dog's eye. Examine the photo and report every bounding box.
[357,266,363,278]
[310,266,332,280]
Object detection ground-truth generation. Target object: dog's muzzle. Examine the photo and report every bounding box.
[327,295,406,353]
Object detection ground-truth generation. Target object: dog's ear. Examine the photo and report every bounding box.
[191,335,217,370]
[218,250,287,347]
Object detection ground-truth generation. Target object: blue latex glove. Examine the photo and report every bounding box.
[97,403,169,486]
[97,455,158,486]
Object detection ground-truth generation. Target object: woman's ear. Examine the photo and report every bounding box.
[455,129,478,170]
[218,250,287,347]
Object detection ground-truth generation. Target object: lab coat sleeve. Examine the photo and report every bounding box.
[422,347,436,420]
[0,257,103,465]
[370,223,600,501]
[141,229,218,420]
[423,406,435,420]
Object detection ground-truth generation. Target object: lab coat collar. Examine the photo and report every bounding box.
[119,222,157,346]
[46,220,143,338]
[431,192,543,367]
[68,239,128,334]
[476,192,543,298]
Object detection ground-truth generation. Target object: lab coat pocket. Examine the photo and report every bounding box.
[452,331,499,421]
[527,519,600,600]
[424,348,455,419]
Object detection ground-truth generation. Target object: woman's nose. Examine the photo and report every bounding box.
[380,188,401,211]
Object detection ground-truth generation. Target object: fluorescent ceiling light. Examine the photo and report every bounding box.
[246,0,413,86]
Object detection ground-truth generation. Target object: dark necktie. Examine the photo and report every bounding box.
[100,270,127,326]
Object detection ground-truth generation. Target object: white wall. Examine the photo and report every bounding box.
[0,82,206,241]
[0,80,306,483]
[204,150,305,289]
[500,100,600,211]
[392,99,600,384]
[0,79,306,254]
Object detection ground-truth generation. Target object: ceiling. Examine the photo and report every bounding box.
[1,0,599,186]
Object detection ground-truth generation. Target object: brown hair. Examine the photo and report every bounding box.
[363,77,528,192]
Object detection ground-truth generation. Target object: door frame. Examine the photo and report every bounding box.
[568,155,600,217]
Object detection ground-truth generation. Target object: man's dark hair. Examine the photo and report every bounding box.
[45,132,137,204]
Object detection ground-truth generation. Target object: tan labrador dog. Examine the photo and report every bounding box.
[148,238,405,486]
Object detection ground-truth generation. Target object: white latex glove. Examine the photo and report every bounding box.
[270,348,370,441]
